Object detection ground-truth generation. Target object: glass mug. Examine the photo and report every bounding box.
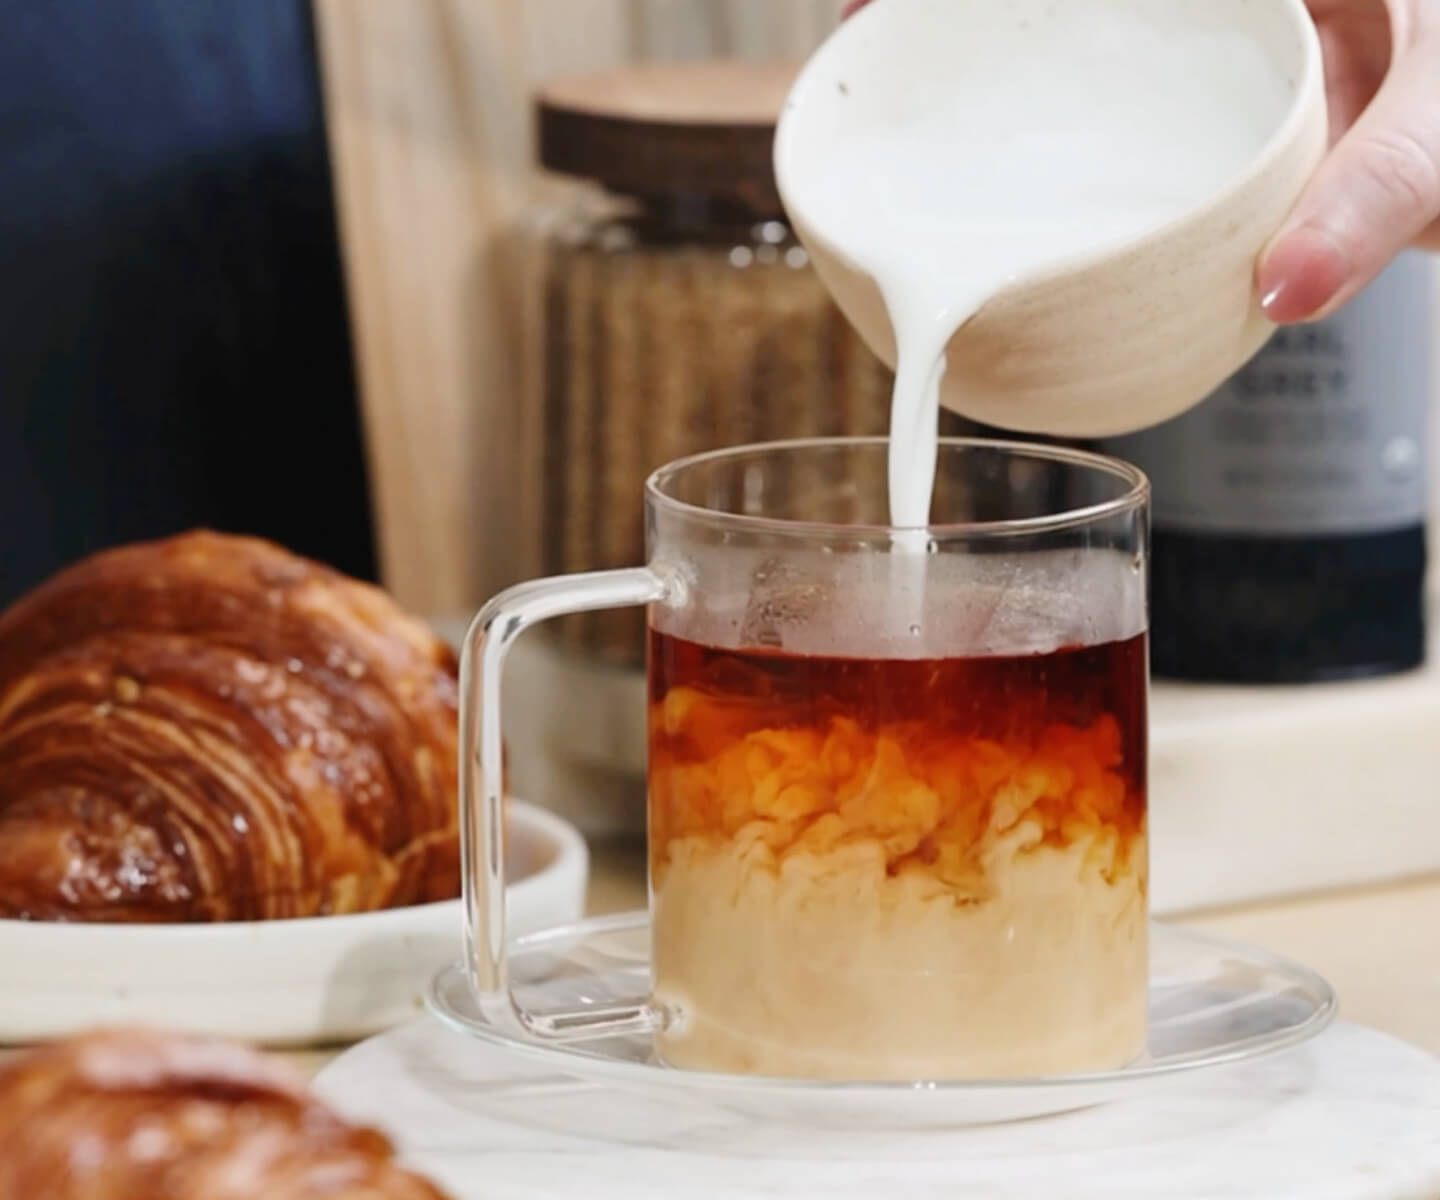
[461,438,1151,1081]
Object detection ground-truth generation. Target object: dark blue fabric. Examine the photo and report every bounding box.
[0,0,377,603]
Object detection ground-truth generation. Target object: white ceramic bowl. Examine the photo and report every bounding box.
[0,800,588,1047]
[775,0,1328,436]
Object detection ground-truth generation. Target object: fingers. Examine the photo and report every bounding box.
[1259,40,1440,323]
[841,1,869,17]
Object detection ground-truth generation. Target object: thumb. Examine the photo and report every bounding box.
[1258,41,1440,324]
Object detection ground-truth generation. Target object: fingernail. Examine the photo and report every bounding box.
[1258,227,1351,324]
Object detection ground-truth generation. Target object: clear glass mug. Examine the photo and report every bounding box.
[462,438,1150,1081]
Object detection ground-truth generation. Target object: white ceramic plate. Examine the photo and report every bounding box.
[0,800,587,1048]
[426,911,1337,1129]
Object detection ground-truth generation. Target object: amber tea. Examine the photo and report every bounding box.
[647,627,1148,1080]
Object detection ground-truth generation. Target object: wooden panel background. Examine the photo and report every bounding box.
[312,0,847,620]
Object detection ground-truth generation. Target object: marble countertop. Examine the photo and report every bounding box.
[313,1016,1440,1199]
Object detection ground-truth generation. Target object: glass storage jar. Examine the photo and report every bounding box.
[522,59,896,670]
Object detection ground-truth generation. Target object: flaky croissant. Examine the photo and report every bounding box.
[0,531,460,922]
[0,1029,450,1199]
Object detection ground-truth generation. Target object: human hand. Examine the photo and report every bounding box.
[1257,0,1439,322]
[840,0,1439,325]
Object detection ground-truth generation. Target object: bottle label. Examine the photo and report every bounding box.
[1104,253,1433,537]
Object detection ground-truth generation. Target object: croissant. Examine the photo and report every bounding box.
[0,1029,450,1199]
[0,531,460,922]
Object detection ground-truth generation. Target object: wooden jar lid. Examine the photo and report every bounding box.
[537,60,799,214]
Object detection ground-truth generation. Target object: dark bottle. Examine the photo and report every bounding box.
[1102,252,1431,684]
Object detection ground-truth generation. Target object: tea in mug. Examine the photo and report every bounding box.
[648,628,1147,1080]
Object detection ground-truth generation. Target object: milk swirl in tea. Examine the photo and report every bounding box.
[648,541,1148,1080]
[649,627,1147,1080]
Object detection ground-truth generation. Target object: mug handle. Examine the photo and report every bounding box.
[459,567,674,1043]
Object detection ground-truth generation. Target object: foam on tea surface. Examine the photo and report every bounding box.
[659,543,1145,662]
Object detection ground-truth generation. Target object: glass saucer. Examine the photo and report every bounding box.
[427,911,1337,1128]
